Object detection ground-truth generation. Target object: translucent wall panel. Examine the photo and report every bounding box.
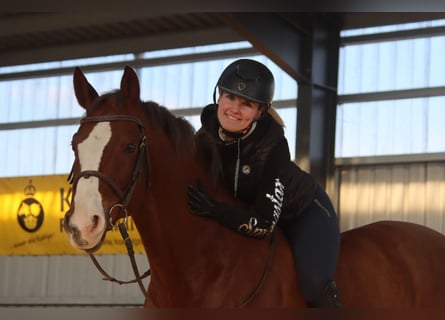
[0,76,83,123]
[76,70,125,96]
[142,41,252,59]
[0,125,77,177]
[338,36,445,95]
[138,54,297,110]
[336,96,445,157]
[337,20,445,157]
[341,19,445,37]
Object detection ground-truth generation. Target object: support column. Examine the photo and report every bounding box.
[296,17,340,187]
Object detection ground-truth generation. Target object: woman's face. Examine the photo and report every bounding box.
[217,91,263,133]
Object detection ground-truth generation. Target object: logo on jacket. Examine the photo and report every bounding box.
[241,165,251,175]
[265,178,284,232]
[237,178,284,238]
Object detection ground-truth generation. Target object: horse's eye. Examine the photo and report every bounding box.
[124,144,137,154]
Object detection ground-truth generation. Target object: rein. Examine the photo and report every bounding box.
[68,114,151,297]
[88,223,151,296]
[238,232,277,308]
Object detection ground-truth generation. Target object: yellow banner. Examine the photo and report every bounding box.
[0,175,144,255]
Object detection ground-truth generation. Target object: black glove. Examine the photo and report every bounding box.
[187,182,270,239]
[187,181,220,219]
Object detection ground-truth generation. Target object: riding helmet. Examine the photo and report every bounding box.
[216,59,275,107]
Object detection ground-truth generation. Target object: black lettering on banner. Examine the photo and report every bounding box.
[60,187,72,212]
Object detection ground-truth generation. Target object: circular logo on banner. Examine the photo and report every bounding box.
[17,180,44,233]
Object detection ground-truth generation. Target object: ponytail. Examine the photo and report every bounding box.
[267,107,285,128]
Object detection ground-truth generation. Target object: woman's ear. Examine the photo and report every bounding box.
[256,105,267,119]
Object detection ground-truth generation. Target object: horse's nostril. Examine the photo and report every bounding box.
[67,224,89,247]
[91,214,99,229]
[68,224,79,238]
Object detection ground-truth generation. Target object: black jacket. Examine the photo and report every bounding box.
[200,104,317,238]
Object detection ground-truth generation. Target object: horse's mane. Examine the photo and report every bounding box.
[141,100,196,153]
[141,100,221,182]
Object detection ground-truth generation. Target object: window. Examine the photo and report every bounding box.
[0,42,297,177]
[336,20,445,158]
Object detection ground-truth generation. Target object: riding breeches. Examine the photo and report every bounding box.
[280,184,341,304]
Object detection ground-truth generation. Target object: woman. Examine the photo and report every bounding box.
[187,59,341,307]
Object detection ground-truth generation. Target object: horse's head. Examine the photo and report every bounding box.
[64,66,149,252]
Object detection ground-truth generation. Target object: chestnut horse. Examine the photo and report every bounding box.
[64,66,445,307]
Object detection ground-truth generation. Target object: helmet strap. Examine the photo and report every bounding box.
[212,85,218,105]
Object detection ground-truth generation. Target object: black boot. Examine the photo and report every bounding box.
[309,280,342,308]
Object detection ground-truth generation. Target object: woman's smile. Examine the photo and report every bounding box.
[224,112,241,121]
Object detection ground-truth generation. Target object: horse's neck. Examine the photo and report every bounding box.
[139,152,243,295]
[135,155,215,259]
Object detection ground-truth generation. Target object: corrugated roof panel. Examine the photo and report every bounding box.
[0,13,223,55]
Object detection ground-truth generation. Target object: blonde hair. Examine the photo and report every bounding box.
[267,106,285,127]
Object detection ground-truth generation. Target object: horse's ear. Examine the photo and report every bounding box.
[120,66,141,105]
[73,67,98,110]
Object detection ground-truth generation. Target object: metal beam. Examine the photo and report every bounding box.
[0,47,257,81]
[338,86,445,104]
[335,152,445,167]
[341,25,445,46]
[219,13,309,83]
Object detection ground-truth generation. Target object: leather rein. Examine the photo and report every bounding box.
[67,114,276,306]
[68,114,151,297]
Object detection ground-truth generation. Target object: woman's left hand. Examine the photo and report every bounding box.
[187,181,219,219]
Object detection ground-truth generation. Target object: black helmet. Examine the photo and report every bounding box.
[216,59,275,106]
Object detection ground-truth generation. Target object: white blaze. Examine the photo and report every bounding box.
[70,122,112,248]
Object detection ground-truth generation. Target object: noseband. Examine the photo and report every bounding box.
[68,114,151,297]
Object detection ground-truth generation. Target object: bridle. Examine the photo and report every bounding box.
[67,114,151,297]
[67,114,276,306]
